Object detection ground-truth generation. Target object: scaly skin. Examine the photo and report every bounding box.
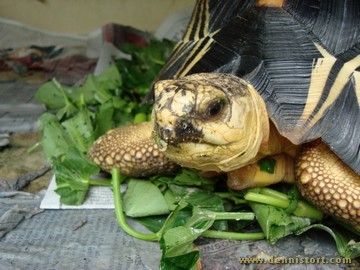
[88,121,178,177]
[296,140,360,230]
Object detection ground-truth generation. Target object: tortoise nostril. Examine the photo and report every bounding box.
[160,126,173,141]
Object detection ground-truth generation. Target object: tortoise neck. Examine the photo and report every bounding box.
[259,120,297,157]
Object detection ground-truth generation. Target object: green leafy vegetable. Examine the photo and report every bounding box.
[112,168,265,269]
[114,165,360,267]
[39,112,99,205]
[36,79,67,109]
[160,250,200,270]
[61,109,95,155]
[123,179,170,217]
[53,148,99,205]
[36,39,175,205]
[38,113,73,161]
[249,202,312,244]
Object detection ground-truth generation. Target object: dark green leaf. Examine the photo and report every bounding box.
[93,101,115,138]
[134,215,167,233]
[160,250,199,270]
[258,157,276,174]
[285,187,300,215]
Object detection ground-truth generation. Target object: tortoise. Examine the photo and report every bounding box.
[89,0,360,230]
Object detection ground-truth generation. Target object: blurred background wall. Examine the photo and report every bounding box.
[0,0,194,33]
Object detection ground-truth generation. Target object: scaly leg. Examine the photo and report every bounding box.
[295,140,360,230]
[88,122,179,177]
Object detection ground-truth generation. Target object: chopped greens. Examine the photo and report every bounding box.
[35,38,360,269]
[112,167,360,268]
[36,39,174,205]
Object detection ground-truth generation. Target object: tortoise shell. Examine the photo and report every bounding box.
[151,0,360,175]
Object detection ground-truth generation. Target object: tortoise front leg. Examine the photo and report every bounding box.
[295,140,360,230]
[88,122,179,177]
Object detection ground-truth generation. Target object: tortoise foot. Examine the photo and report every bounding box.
[295,140,360,230]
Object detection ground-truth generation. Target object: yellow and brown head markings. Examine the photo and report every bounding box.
[295,140,360,229]
[152,73,270,172]
[88,122,179,177]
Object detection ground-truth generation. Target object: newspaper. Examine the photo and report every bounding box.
[40,176,116,209]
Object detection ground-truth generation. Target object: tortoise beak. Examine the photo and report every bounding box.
[153,121,178,148]
[158,125,176,144]
[153,119,203,148]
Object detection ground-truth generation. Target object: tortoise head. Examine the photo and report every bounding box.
[152,73,270,172]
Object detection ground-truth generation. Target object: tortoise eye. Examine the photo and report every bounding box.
[204,99,225,118]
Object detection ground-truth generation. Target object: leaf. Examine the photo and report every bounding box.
[249,202,312,244]
[96,65,122,90]
[56,99,78,120]
[161,226,197,257]
[38,113,73,163]
[36,39,175,208]
[186,207,216,230]
[67,66,122,106]
[166,183,227,231]
[35,79,66,109]
[164,189,177,211]
[54,186,88,206]
[285,187,300,215]
[39,112,99,206]
[123,179,170,217]
[172,169,216,190]
[184,189,225,213]
[160,207,216,267]
[134,215,168,233]
[53,148,100,205]
[160,250,199,270]
[93,101,115,138]
[61,109,95,154]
